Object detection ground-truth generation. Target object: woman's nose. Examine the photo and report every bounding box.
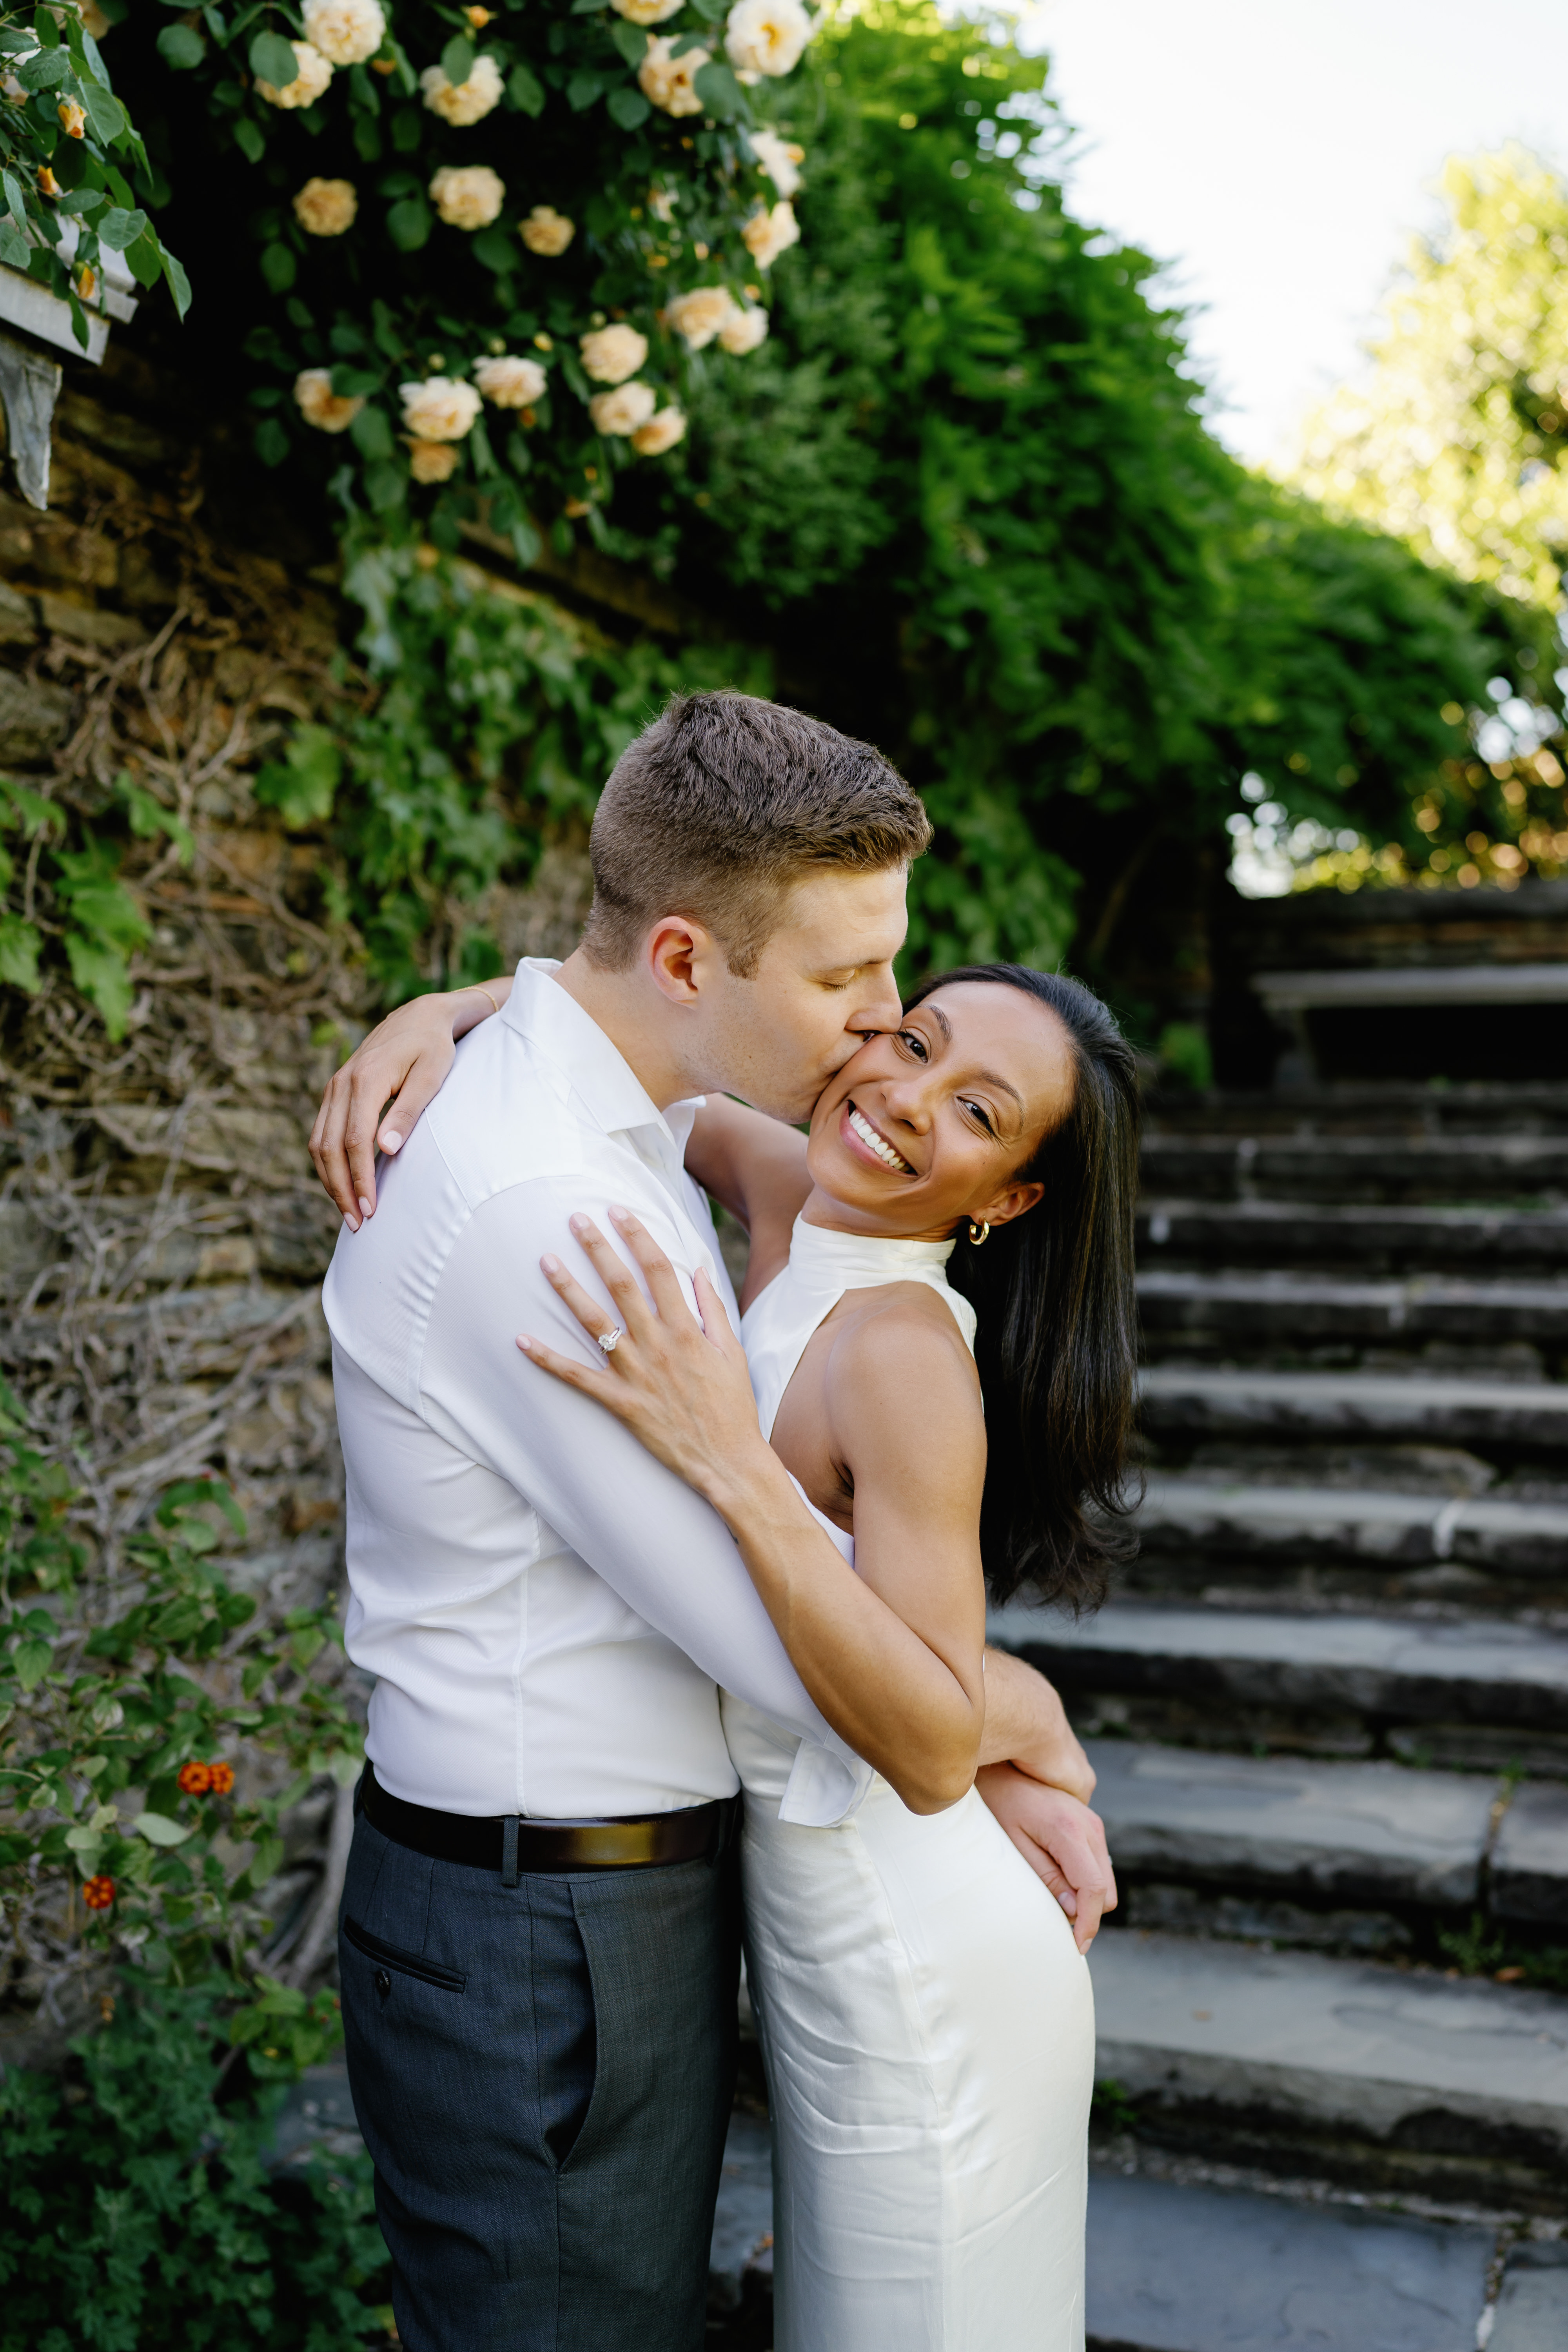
[880,1076,933,1131]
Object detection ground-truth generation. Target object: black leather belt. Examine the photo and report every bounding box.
[361,1763,734,1884]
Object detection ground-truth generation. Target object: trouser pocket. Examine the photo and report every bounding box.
[343,1914,468,1996]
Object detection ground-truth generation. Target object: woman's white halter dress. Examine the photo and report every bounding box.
[723,1215,1094,2352]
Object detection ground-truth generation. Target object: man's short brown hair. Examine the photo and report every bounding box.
[581,692,932,976]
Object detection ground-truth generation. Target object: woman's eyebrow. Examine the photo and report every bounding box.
[970,1067,1026,1116]
[923,1005,1025,1116]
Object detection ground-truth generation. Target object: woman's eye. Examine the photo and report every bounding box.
[962,1100,995,1135]
[896,1028,927,1060]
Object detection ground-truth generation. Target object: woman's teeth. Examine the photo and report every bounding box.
[848,1103,912,1173]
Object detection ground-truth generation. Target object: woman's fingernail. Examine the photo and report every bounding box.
[345,1212,361,1234]
[541,1253,562,1276]
[608,1204,633,1225]
[381,1130,403,1153]
[517,1336,536,1356]
[569,1214,590,1236]
[358,1197,374,1220]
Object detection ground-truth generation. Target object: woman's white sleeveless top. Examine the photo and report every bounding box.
[735,1217,975,1830]
[742,1214,977,1443]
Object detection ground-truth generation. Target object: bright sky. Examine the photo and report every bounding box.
[1017,0,1568,465]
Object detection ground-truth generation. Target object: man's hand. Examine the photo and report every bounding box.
[979,1647,1096,1804]
[309,984,505,1229]
[975,1764,1117,1953]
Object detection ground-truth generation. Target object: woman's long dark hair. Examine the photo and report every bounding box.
[902,964,1142,1614]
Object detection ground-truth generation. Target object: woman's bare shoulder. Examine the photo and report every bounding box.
[823,1284,981,1411]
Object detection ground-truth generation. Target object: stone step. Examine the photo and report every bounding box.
[1084,1738,1500,1910]
[1089,1929,1568,2200]
[1138,1267,1568,1345]
[1491,2248,1568,2352]
[1138,1367,1568,1452]
[1140,1132,1568,1204]
[1143,1080,1568,1139]
[1139,1196,1568,1267]
[1085,2171,1495,2352]
[708,2109,774,2317]
[715,2135,1510,2352]
[987,1601,1568,1734]
[1491,1781,1568,1928]
[1136,1474,1568,1576]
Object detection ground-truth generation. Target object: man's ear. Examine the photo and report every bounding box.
[972,1178,1044,1232]
[644,914,724,1006]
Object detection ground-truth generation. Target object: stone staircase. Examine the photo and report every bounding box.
[989,1076,1568,2349]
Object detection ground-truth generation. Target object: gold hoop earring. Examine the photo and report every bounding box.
[967,1220,990,1246]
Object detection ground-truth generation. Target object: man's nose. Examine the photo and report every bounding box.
[851,967,904,1037]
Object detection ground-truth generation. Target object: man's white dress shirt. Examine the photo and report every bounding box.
[323,960,867,1826]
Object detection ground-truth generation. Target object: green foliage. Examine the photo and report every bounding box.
[316,533,769,1001]
[0,771,195,1038]
[1437,1909,1568,1997]
[0,0,184,347]
[0,1984,389,2351]
[0,1378,363,1984]
[134,0,811,532]
[664,4,1557,952]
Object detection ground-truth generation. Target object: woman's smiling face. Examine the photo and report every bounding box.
[803,979,1078,1241]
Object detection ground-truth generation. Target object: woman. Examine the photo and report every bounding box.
[515,964,1140,2351]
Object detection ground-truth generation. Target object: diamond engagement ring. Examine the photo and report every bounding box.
[597,1327,623,1354]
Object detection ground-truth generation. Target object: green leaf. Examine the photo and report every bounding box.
[96,204,146,252]
[78,76,125,143]
[350,401,394,460]
[123,227,164,289]
[155,22,205,68]
[161,246,191,320]
[232,112,265,162]
[249,1831,285,1886]
[0,913,41,991]
[691,59,740,118]
[606,83,650,129]
[608,19,647,67]
[364,457,405,510]
[439,33,474,85]
[13,1638,52,1690]
[115,772,194,864]
[64,935,132,1037]
[507,61,544,116]
[131,1809,192,1847]
[0,223,30,271]
[0,171,25,230]
[249,27,298,86]
[259,238,295,293]
[17,45,71,87]
[253,721,341,827]
[470,223,515,274]
[385,195,430,252]
[565,70,603,111]
[54,842,149,952]
[254,414,289,466]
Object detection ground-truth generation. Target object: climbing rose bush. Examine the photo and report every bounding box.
[149,0,818,560]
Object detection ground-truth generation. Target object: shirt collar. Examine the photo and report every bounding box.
[502,960,703,1149]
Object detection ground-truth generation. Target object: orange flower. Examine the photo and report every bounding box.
[58,98,86,138]
[83,1875,115,1910]
[75,264,96,301]
[207,1761,235,1796]
[37,167,60,199]
[177,1760,214,1795]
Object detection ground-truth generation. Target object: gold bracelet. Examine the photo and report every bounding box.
[467,984,502,1018]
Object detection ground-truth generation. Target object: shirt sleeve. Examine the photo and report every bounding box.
[417,1174,869,1799]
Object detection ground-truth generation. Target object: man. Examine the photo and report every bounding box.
[315,693,1114,2351]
